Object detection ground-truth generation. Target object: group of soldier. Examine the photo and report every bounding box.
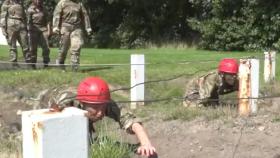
[0,0,92,70]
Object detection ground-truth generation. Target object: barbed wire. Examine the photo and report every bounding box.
[113,95,280,104]
[110,69,212,92]
[34,93,280,105]
[0,54,267,68]
[1,53,278,105]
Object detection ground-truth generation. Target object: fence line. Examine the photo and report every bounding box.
[0,52,277,112]
[24,93,279,105]
[0,55,267,68]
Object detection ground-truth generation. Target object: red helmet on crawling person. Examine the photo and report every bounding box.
[76,77,111,104]
[218,58,239,74]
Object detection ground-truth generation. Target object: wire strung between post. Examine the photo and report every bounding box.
[0,55,266,68]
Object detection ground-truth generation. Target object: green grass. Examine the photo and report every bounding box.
[1,45,279,118]
[90,137,132,158]
[90,119,135,158]
[0,45,279,116]
[0,128,22,158]
[272,115,280,123]
[0,46,272,96]
[1,45,280,157]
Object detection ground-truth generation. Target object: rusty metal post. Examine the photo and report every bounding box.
[238,59,259,116]
[264,51,276,83]
[238,59,251,116]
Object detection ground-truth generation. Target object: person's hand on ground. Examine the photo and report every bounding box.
[137,144,157,157]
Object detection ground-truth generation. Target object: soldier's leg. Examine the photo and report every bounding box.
[40,31,50,67]
[57,31,70,69]
[30,30,39,64]
[183,93,202,107]
[18,29,33,67]
[70,29,84,71]
[6,29,18,63]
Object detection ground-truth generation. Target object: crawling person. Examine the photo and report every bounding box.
[39,77,157,157]
[183,58,239,107]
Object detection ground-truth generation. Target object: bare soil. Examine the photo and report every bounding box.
[1,88,280,158]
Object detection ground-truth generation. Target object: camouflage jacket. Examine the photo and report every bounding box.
[38,86,141,134]
[27,4,49,31]
[0,0,9,27]
[53,0,91,31]
[1,0,27,29]
[6,1,25,20]
[184,71,238,107]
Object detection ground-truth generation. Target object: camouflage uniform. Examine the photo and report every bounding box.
[0,0,32,63]
[27,2,50,66]
[183,71,238,107]
[53,0,92,71]
[0,0,9,39]
[38,86,141,134]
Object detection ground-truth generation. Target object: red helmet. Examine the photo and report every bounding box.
[76,77,111,104]
[218,58,239,74]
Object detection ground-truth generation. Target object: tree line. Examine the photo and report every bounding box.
[15,0,280,51]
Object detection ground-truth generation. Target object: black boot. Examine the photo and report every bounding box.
[43,63,49,68]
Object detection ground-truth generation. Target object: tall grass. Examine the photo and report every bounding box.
[0,128,22,158]
[90,119,134,158]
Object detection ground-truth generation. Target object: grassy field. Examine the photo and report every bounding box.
[0,45,279,157]
[0,46,272,94]
[0,45,278,115]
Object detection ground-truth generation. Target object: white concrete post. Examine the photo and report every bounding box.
[238,59,259,116]
[131,54,145,109]
[264,51,276,83]
[250,59,259,114]
[22,107,89,158]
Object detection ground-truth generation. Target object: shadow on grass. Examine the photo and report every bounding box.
[79,66,114,73]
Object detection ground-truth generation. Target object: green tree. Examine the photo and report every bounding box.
[189,0,280,51]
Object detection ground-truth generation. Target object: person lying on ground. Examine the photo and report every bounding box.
[38,76,157,157]
[183,58,239,107]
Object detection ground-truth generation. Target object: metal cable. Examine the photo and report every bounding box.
[0,55,266,68]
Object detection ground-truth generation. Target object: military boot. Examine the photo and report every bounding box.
[56,59,66,71]
[71,64,79,72]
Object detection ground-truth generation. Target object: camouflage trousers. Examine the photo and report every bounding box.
[6,19,32,63]
[30,28,50,65]
[57,26,84,71]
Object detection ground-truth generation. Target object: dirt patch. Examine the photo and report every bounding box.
[140,116,280,158]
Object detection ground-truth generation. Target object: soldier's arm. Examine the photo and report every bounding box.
[0,0,9,31]
[106,102,141,134]
[198,73,218,104]
[52,1,64,33]
[44,8,52,36]
[26,6,33,30]
[106,102,156,157]
[20,0,28,28]
[80,3,92,35]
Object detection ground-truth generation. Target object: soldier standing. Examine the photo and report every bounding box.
[52,0,92,71]
[183,58,239,107]
[0,0,32,66]
[27,0,51,68]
